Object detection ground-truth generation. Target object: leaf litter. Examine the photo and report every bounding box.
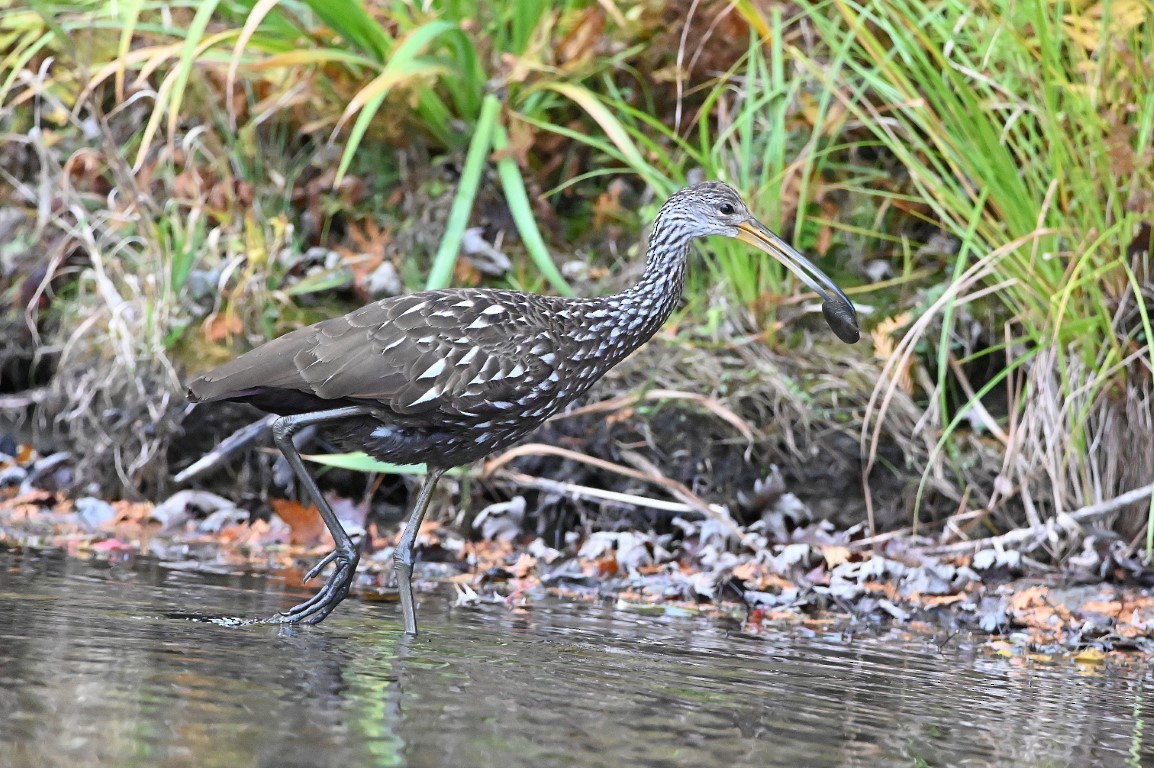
[3,432,1154,661]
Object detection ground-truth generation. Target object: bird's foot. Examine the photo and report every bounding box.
[266,550,359,625]
[301,532,368,582]
[302,550,338,582]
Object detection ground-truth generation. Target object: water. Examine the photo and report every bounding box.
[0,551,1150,768]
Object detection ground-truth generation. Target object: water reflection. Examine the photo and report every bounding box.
[0,552,1149,768]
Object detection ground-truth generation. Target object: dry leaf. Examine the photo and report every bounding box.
[558,7,605,66]
[820,545,851,568]
[1074,648,1108,664]
[1081,599,1123,618]
[270,498,326,546]
[203,311,243,343]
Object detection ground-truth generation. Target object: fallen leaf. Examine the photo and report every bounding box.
[1081,600,1122,618]
[1074,648,1108,664]
[270,498,327,546]
[557,7,605,66]
[821,545,851,568]
[731,560,764,582]
[594,553,618,577]
[203,311,243,343]
[920,593,966,607]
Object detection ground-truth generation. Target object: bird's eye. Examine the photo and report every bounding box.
[719,203,735,215]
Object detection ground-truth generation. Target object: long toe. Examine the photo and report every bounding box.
[271,587,331,622]
[303,550,339,582]
[270,576,347,624]
[267,556,358,625]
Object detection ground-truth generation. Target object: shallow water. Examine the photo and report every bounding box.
[0,551,1150,768]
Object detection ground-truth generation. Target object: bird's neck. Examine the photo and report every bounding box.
[552,219,692,390]
[624,227,691,327]
[580,226,691,364]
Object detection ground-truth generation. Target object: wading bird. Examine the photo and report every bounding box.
[187,182,859,635]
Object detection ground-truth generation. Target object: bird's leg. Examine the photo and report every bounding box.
[265,405,380,626]
[394,466,446,636]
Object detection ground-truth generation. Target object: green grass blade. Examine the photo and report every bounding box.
[302,452,468,477]
[113,0,145,100]
[0,23,51,108]
[425,92,501,289]
[492,118,573,296]
[23,0,70,49]
[298,0,393,62]
[333,19,458,184]
[1121,259,1154,557]
[540,82,665,192]
[131,0,222,170]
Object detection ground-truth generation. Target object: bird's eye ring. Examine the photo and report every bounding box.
[718,203,735,215]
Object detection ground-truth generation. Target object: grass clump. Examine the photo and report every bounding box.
[794,0,1154,538]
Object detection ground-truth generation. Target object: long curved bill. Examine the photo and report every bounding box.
[736,219,860,344]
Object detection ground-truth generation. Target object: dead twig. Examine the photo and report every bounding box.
[0,389,50,409]
[491,469,704,514]
[174,413,276,484]
[618,449,765,555]
[849,528,914,549]
[485,443,663,486]
[485,442,765,555]
[920,482,1154,556]
[549,388,756,444]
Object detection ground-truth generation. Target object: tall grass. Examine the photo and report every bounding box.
[793,0,1154,532]
[19,1,610,297]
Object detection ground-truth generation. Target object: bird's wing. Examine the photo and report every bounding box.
[188,290,565,418]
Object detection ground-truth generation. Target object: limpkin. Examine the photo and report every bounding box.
[187,182,859,634]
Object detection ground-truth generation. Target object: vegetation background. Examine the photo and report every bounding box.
[1,0,1151,570]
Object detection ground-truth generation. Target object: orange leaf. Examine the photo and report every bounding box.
[594,554,618,577]
[1081,600,1122,618]
[270,498,327,546]
[203,311,243,343]
[510,552,538,579]
[920,593,966,607]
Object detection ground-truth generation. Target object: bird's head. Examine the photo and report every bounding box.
[662,181,860,344]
